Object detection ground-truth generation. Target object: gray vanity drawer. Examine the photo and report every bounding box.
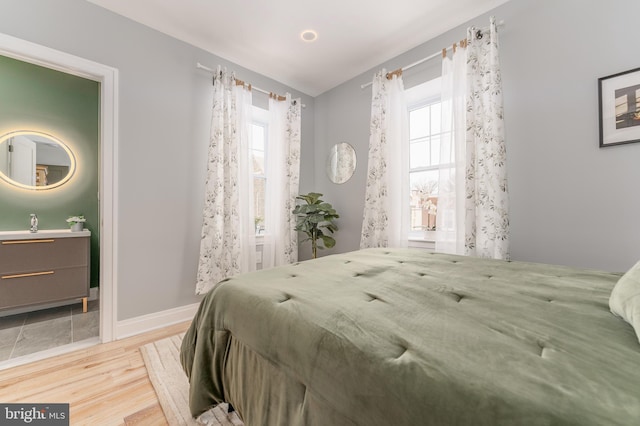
[0,266,89,309]
[0,237,89,273]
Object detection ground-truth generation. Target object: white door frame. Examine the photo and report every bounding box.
[0,32,118,342]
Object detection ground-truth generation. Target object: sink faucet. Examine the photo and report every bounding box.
[30,213,38,233]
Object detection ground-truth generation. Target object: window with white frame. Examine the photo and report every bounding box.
[251,106,268,235]
[405,77,449,240]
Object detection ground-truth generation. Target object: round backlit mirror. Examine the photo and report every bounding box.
[326,142,356,184]
[0,131,76,190]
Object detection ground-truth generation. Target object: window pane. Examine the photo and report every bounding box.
[407,81,442,238]
[430,103,441,134]
[430,135,440,167]
[409,107,429,139]
[410,170,439,195]
[409,139,429,169]
[254,177,266,233]
[251,150,264,175]
[410,170,439,232]
[252,124,265,151]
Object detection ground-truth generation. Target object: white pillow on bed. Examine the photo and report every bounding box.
[610,260,640,343]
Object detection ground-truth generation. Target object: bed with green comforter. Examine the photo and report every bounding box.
[180,248,640,425]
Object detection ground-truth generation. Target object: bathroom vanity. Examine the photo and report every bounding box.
[0,229,90,313]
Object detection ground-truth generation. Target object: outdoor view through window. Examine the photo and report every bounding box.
[251,120,267,235]
[408,77,447,240]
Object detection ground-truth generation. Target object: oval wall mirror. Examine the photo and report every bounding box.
[0,131,76,190]
[326,142,356,184]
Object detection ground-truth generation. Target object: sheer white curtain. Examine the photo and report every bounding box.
[435,44,467,255]
[262,94,301,268]
[360,70,409,248]
[435,17,509,260]
[196,67,256,295]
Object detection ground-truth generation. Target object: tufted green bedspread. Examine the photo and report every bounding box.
[180,248,640,425]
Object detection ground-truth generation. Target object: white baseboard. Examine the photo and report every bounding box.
[115,303,199,340]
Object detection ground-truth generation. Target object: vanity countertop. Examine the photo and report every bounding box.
[0,229,91,241]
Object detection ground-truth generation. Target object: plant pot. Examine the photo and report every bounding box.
[71,222,84,232]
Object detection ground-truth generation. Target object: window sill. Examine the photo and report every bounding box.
[408,238,435,250]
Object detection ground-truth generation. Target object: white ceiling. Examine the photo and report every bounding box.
[86,0,509,96]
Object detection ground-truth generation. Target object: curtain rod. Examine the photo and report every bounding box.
[360,20,504,89]
[196,62,305,107]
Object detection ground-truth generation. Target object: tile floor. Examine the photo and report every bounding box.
[0,299,99,361]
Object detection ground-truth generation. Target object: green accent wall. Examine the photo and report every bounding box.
[0,55,100,286]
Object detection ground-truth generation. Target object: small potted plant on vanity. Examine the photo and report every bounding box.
[292,193,339,259]
[66,215,86,232]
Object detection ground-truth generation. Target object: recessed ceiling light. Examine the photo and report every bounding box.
[300,30,318,42]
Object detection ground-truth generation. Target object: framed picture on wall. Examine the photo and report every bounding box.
[598,67,640,147]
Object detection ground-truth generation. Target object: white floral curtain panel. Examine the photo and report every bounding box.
[435,17,510,260]
[262,94,301,268]
[360,70,409,248]
[196,67,256,295]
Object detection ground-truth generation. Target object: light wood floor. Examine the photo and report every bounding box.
[0,320,191,425]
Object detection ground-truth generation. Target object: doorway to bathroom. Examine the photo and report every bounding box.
[0,32,118,368]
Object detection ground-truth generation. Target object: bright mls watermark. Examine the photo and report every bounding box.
[0,404,69,425]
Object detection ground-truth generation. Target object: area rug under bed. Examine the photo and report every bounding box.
[140,333,243,426]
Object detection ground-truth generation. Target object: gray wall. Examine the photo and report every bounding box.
[314,0,640,272]
[0,0,315,320]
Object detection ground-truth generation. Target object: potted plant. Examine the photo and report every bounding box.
[292,192,339,259]
[66,215,86,232]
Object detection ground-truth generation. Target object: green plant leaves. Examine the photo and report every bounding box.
[292,192,339,258]
[321,235,336,248]
[295,192,323,205]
